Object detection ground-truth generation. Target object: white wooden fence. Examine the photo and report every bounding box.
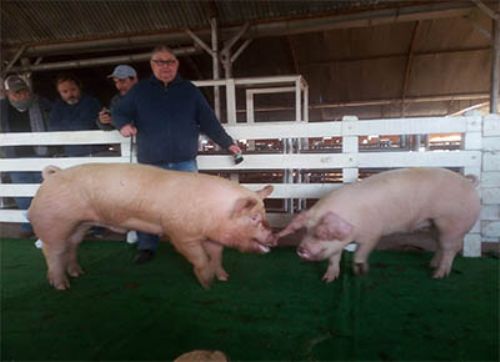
[2,113,498,257]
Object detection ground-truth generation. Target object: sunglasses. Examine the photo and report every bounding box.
[151,59,177,66]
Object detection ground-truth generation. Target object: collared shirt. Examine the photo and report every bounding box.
[112,74,234,164]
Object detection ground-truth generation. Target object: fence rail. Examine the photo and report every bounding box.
[0,114,493,256]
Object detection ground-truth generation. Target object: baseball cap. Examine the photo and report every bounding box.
[4,75,30,92]
[107,65,137,79]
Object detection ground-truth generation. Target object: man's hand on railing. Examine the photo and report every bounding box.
[119,124,138,137]
[228,144,242,155]
[228,144,244,164]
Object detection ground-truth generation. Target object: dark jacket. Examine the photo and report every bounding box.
[0,96,52,158]
[49,94,101,156]
[112,74,234,164]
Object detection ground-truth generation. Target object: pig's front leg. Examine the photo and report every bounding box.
[352,238,378,275]
[172,238,214,289]
[322,252,342,282]
[203,241,229,282]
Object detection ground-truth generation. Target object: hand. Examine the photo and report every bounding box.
[98,108,112,124]
[228,144,242,155]
[119,124,137,137]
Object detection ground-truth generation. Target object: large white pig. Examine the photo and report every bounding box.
[28,163,276,290]
[277,167,480,282]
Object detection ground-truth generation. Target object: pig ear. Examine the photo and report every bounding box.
[277,211,310,238]
[314,211,353,241]
[231,197,258,218]
[256,185,273,199]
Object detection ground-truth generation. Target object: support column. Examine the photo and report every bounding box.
[211,18,221,120]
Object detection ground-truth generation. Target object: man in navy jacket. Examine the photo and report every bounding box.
[49,73,101,156]
[113,45,242,264]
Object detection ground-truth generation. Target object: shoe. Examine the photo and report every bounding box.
[19,230,35,239]
[134,250,155,264]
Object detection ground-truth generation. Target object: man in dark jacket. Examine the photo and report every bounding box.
[0,75,52,237]
[49,73,101,156]
[113,45,242,264]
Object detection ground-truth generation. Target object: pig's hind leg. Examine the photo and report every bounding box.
[42,241,70,290]
[65,224,90,278]
[432,220,464,278]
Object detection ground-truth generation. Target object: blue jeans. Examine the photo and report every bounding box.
[8,171,42,233]
[137,159,198,252]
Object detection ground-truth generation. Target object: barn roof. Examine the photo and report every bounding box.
[1,0,498,119]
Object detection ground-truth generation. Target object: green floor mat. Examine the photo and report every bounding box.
[1,238,498,361]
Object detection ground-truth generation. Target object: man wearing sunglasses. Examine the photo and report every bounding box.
[113,45,242,264]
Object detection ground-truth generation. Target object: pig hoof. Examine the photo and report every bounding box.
[432,268,450,279]
[194,268,215,290]
[215,269,229,282]
[322,272,339,283]
[67,264,84,278]
[50,278,70,291]
[353,262,369,275]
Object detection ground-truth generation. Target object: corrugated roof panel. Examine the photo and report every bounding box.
[1,0,389,47]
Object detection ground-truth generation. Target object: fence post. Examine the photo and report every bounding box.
[462,113,484,256]
[480,113,500,247]
[342,116,359,183]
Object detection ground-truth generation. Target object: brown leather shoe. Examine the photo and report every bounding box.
[133,250,155,264]
[19,230,35,239]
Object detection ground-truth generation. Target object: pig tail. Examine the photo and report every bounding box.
[42,165,62,180]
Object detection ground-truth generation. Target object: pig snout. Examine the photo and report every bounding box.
[266,233,279,247]
[254,232,276,253]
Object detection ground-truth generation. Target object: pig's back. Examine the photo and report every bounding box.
[311,167,479,235]
[40,163,252,219]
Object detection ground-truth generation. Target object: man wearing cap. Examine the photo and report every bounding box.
[0,75,52,238]
[113,45,242,264]
[97,64,138,130]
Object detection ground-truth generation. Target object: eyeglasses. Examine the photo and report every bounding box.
[151,59,177,66]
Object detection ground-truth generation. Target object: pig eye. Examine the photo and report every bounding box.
[250,214,260,223]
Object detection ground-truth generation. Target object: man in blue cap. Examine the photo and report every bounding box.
[97,64,138,129]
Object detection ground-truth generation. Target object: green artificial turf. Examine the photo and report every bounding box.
[1,238,498,361]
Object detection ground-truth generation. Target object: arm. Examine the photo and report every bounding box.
[96,94,120,130]
[112,87,137,131]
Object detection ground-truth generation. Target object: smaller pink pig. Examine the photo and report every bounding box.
[277,167,480,282]
[28,163,276,290]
